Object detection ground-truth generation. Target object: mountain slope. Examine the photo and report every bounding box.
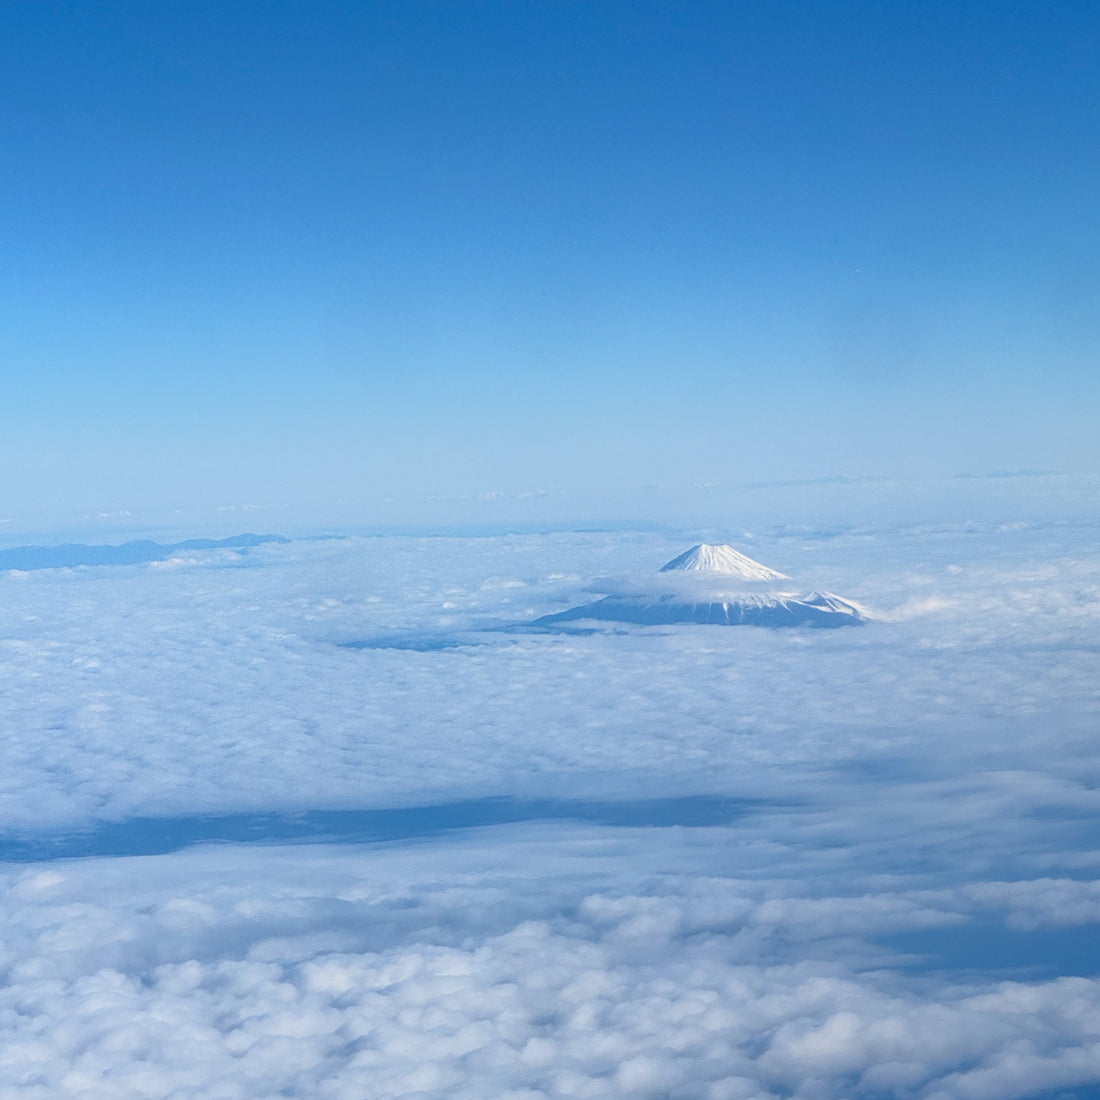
[535,591,867,628]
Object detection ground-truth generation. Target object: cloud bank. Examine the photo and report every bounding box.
[3,826,1100,1099]
[1,520,1098,1096]
[0,524,1097,832]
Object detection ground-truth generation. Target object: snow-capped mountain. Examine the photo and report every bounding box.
[658,543,788,581]
[534,544,869,628]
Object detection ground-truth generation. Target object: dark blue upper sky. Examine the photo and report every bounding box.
[3,1,1098,526]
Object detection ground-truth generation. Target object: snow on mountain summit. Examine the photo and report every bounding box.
[659,543,788,581]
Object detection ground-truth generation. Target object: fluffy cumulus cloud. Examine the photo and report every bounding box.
[2,829,1100,1100]
[1,518,1100,1096]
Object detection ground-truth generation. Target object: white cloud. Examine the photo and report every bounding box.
[0,521,1099,1094]
[0,524,1097,834]
[0,830,1099,1099]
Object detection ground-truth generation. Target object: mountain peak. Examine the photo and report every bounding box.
[659,543,789,581]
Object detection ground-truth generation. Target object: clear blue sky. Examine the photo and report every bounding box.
[2,0,1098,527]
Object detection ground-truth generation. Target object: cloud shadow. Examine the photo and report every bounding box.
[0,794,778,862]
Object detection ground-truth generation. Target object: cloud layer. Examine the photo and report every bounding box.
[1,521,1099,1095]
[1,524,1098,832]
[3,827,1100,1100]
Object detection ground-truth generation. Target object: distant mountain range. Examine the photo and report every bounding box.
[0,534,288,571]
[535,543,870,628]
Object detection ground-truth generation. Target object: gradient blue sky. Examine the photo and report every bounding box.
[3,0,1098,527]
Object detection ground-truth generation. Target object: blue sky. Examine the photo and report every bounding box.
[3,0,1098,526]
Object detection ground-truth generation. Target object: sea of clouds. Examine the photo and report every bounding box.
[1,516,1099,1097]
